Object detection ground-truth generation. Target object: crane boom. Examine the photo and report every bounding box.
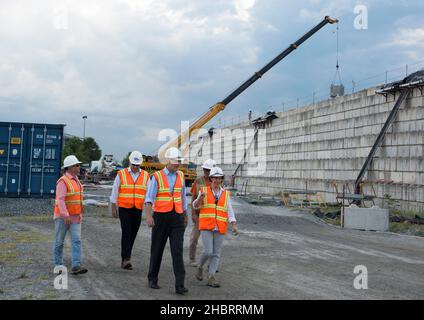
[158,15,338,161]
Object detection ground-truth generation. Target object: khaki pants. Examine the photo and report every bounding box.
[189,219,200,261]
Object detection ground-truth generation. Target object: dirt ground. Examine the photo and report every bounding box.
[1,195,424,300]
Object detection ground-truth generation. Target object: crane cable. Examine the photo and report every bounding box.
[332,21,343,85]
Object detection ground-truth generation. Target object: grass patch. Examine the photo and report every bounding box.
[323,216,341,226]
[0,243,18,262]
[390,209,423,219]
[42,291,59,300]
[8,215,51,223]
[389,222,424,237]
[37,274,50,281]
[0,227,50,264]
[389,210,424,237]
[18,270,29,279]
[0,229,50,244]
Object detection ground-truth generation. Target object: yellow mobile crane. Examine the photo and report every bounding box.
[142,16,338,185]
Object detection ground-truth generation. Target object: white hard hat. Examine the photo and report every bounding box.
[164,147,183,163]
[63,155,82,169]
[202,159,216,170]
[209,166,224,178]
[129,150,143,165]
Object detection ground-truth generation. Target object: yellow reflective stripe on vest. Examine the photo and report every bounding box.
[120,169,128,185]
[155,196,172,201]
[65,191,82,196]
[216,216,228,222]
[199,213,217,218]
[118,194,145,198]
[64,200,83,205]
[120,184,147,189]
[62,176,75,193]
[156,171,165,190]
[55,200,82,205]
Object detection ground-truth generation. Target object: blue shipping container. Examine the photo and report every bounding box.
[0,121,65,198]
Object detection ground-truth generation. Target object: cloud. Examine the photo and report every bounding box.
[378,27,424,61]
[0,0,263,160]
[388,28,424,47]
[1,0,423,161]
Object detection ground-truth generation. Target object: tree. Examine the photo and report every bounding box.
[122,152,131,168]
[62,137,102,164]
[81,137,102,163]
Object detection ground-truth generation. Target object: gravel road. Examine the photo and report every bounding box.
[1,196,424,300]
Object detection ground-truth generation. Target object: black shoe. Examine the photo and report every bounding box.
[176,287,189,295]
[71,266,88,275]
[121,260,133,270]
[149,281,161,289]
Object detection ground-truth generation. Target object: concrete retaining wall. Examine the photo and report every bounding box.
[190,85,424,212]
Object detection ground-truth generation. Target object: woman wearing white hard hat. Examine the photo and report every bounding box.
[192,166,239,288]
[53,155,88,275]
[110,150,149,270]
[188,159,216,266]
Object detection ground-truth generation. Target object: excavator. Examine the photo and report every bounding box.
[141,16,338,186]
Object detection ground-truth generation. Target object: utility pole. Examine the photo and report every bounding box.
[82,115,87,140]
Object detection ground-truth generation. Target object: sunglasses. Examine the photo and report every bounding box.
[73,164,80,168]
[131,164,141,167]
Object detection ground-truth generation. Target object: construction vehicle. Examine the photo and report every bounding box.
[85,154,119,183]
[141,154,197,186]
[142,16,338,185]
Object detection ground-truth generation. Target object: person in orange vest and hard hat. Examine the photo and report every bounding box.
[144,147,189,295]
[192,166,239,288]
[53,155,88,275]
[188,158,216,267]
[110,150,149,270]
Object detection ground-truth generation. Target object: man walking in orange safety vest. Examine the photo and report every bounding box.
[144,147,189,295]
[110,150,149,270]
[53,155,88,275]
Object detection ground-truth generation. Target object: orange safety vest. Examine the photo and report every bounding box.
[198,186,230,234]
[153,169,184,214]
[54,175,83,216]
[117,168,149,210]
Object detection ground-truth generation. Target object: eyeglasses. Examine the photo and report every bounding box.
[131,164,141,167]
[73,164,80,168]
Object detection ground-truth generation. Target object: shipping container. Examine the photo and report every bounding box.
[0,121,65,198]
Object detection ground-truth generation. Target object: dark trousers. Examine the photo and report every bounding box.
[148,210,186,289]
[119,207,142,261]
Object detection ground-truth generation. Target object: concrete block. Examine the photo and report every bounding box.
[344,206,389,231]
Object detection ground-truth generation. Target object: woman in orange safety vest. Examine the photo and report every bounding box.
[192,166,239,288]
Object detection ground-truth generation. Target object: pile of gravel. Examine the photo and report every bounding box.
[0,198,54,216]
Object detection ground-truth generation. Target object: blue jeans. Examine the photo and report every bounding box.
[53,219,82,268]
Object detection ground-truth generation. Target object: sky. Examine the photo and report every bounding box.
[0,0,423,162]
